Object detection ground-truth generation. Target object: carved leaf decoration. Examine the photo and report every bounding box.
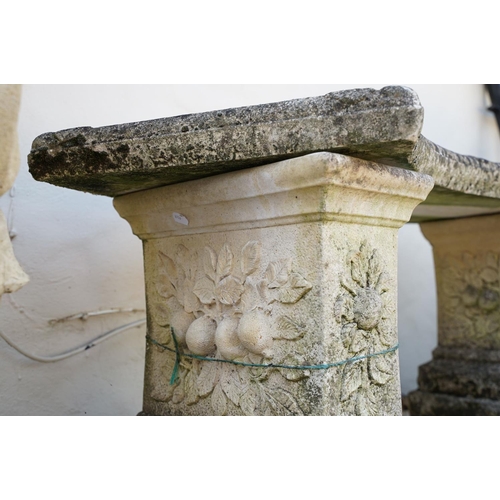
[465,270,483,289]
[480,267,498,284]
[175,245,191,275]
[240,280,260,312]
[172,381,185,404]
[264,387,304,416]
[203,247,217,281]
[240,386,257,415]
[274,315,307,340]
[474,316,499,338]
[350,329,368,354]
[376,272,390,294]
[193,276,216,305]
[350,252,366,288]
[377,318,393,347]
[216,276,244,305]
[241,241,261,276]
[183,281,200,313]
[357,387,378,416]
[278,272,312,304]
[197,362,219,397]
[368,355,392,385]
[340,362,363,402]
[150,381,175,402]
[211,384,228,416]
[341,323,357,349]
[267,259,292,288]
[367,251,382,288]
[151,302,171,327]
[159,252,177,282]
[220,366,242,406]
[217,244,233,279]
[184,369,199,406]
[156,273,176,299]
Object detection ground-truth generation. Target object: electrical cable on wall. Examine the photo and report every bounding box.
[0,317,146,363]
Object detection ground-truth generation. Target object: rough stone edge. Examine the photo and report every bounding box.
[27,86,424,197]
[408,390,500,416]
[409,136,500,200]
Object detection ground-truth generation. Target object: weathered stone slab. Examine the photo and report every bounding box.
[114,152,433,415]
[28,86,424,197]
[27,86,500,222]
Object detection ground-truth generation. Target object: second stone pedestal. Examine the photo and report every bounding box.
[409,214,500,415]
[115,152,432,415]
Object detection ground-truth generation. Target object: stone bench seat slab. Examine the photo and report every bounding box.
[27,86,500,222]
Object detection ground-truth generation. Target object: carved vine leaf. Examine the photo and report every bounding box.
[182,284,200,314]
[278,272,312,304]
[267,259,292,288]
[203,247,217,281]
[184,369,200,406]
[219,367,242,407]
[368,356,392,385]
[264,387,304,416]
[350,329,368,354]
[197,362,219,397]
[175,245,191,276]
[340,362,363,402]
[240,387,257,416]
[159,252,177,282]
[241,241,261,276]
[151,302,172,327]
[193,276,216,305]
[172,382,185,404]
[357,387,378,416]
[217,244,233,279]
[156,273,176,299]
[211,384,228,416]
[216,276,244,305]
[274,315,307,340]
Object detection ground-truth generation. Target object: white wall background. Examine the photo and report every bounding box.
[0,84,498,415]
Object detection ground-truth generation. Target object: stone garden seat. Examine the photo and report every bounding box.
[28,86,500,415]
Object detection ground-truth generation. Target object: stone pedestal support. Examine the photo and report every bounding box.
[114,152,432,416]
[0,84,29,297]
[409,214,500,415]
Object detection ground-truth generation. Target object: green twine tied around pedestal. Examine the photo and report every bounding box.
[146,328,399,386]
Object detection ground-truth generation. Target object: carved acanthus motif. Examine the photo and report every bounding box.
[441,252,500,347]
[150,241,313,415]
[334,242,395,415]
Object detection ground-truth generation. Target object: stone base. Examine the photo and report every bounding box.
[408,391,500,416]
[408,346,500,415]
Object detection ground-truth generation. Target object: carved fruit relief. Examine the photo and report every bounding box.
[151,241,313,415]
[334,242,396,416]
[441,252,500,348]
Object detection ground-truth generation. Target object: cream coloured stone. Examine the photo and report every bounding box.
[0,85,28,296]
[0,85,21,196]
[409,214,500,415]
[115,152,433,415]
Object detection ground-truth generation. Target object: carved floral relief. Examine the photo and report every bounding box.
[334,242,396,415]
[149,241,313,415]
[440,251,500,348]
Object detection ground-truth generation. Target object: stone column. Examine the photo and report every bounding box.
[409,214,500,415]
[114,152,432,416]
[0,85,28,296]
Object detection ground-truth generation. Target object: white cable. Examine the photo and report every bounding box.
[49,308,146,324]
[0,318,146,363]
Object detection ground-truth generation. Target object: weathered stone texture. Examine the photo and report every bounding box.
[114,153,433,415]
[28,86,424,196]
[0,85,29,295]
[409,214,500,415]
